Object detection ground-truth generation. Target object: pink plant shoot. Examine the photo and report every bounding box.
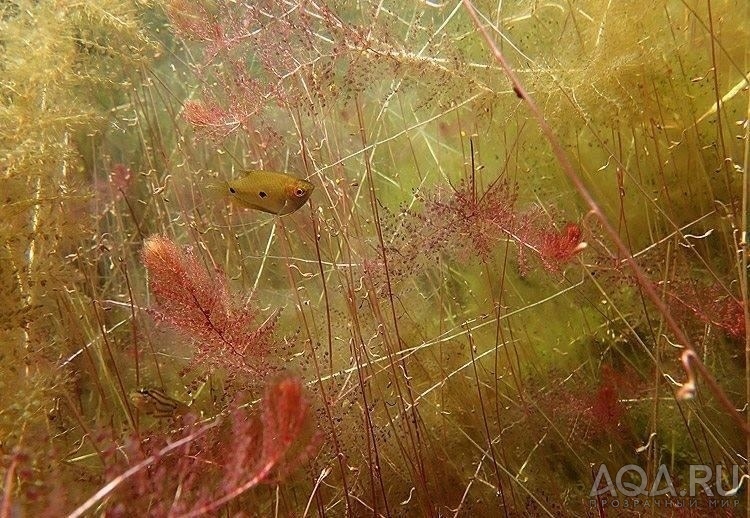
[666,280,747,342]
[182,100,238,141]
[141,235,277,374]
[538,222,587,271]
[93,163,135,207]
[420,178,518,261]
[188,375,318,516]
[68,376,316,517]
[417,176,587,274]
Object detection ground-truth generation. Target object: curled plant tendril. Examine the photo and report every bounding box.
[676,350,697,400]
[461,0,749,435]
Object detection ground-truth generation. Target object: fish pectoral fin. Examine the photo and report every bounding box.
[266,197,290,215]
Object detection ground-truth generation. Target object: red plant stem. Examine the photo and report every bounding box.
[0,455,18,518]
[67,422,218,518]
[120,259,140,388]
[742,49,750,514]
[355,94,432,505]
[461,0,750,435]
[466,324,508,513]
[308,207,355,513]
[90,299,138,433]
[179,457,280,518]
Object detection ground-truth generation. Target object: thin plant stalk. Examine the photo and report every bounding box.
[461,0,750,436]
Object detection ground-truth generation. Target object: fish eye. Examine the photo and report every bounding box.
[258,191,267,198]
[294,188,306,197]
[229,187,236,194]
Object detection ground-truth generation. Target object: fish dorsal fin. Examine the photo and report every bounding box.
[239,169,269,178]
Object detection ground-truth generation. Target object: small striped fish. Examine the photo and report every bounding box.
[130,388,190,418]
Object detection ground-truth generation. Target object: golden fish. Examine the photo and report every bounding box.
[130,388,190,418]
[224,170,314,215]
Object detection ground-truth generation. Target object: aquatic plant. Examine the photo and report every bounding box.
[141,234,278,376]
[2,0,749,516]
[67,374,315,517]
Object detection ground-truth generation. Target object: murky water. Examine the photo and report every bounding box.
[1,1,748,515]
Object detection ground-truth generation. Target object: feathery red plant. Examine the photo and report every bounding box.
[166,0,224,45]
[665,280,746,342]
[182,100,237,141]
[546,365,639,442]
[191,377,318,516]
[141,235,277,374]
[70,376,316,516]
[419,178,519,261]
[365,175,587,293]
[412,176,586,273]
[193,375,318,515]
[538,222,587,271]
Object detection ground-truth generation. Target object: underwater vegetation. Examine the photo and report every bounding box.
[1,0,749,516]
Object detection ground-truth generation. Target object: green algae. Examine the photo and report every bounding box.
[1,0,748,515]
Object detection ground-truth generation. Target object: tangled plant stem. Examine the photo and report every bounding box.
[3,1,746,515]
[68,422,219,518]
[461,0,750,435]
[68,375,314,517]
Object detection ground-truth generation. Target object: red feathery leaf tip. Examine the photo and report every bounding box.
[109,163,133,193]
[220,376,314,496]
[141,235,275,372]
[166,0,223,43]
[263,376,309,453]
[183,100,228,127]
[182,100,239,141]
[666,280,746,342]
[420,178,518,261]
[538,222,587,271]
[94,163,134,203]
[716,298,746,341]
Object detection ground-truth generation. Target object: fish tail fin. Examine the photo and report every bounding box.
[188,179,229,214]
[204,180,230,202]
